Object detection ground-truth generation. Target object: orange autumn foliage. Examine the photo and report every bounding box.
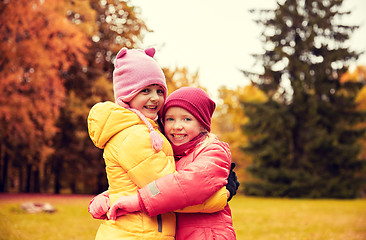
[340,65,366,161]
[0,0,89,176]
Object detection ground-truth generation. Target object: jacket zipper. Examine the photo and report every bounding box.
[157,214,162,232]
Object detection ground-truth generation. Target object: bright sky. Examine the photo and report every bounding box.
[135,0,366,99]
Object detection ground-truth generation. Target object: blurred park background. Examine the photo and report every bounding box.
[1,0,366,201]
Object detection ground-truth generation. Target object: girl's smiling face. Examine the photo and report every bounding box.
[164,107,204,146]
[129,84,165,120]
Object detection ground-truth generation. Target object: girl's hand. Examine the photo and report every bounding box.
[108,194,141,221]
[226,163,240,201]
[88,191,110,219]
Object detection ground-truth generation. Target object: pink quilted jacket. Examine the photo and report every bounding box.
[138,137,236,240]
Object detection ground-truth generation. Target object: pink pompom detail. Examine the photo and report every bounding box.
[128,108,163,151]
[150,130,164,151]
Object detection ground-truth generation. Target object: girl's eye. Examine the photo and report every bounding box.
[157,89,164,95]
[141,88,150,93]
[165,118,174,122]
[184,118,192,121]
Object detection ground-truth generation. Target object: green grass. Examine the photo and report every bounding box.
[230,196,366,240]
[0,194,365,240]
[0,194,100,240]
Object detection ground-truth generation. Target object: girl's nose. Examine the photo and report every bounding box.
[172,121,183,130]
[150,91,159,101]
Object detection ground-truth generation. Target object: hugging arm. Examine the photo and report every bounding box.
[90,163,239,219]
[137,143,233,216]
[175,162,240,213]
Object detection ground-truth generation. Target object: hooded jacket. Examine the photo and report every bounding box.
[88,101,176,240]
[138,136,236,239]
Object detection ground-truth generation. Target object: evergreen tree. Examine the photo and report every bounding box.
[242,0,366,198]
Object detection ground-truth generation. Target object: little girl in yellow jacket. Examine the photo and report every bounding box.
[88,47,227,239]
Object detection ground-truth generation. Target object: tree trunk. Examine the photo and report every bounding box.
[19,166,24,192]
[0,149,8,192]
[42,162,51,193]
[33,167,40,193]
[54,157,62,194]
[26,164,32,192]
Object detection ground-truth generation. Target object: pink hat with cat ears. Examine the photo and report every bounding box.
[113,47,167,107]
[113,47,167,151]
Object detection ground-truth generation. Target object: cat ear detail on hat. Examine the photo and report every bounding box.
[144,48,156,58]
[114,47,127,67]
[116,47,128,58]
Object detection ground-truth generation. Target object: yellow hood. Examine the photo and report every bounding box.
[88,101,148,149]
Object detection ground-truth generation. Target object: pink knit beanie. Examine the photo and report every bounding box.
[162,87,216,132]
[113,47,167,106]
[113,47,167,151]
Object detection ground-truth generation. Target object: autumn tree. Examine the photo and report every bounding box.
[242,0,366,198]
[163,66,202,94]
[51,0,149,193]
[0,0,89,192]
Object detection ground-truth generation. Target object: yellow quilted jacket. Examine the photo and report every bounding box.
[88,101,176,240]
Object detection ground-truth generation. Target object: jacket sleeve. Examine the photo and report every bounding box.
[138,142,231,216]
[174,186,228,213]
